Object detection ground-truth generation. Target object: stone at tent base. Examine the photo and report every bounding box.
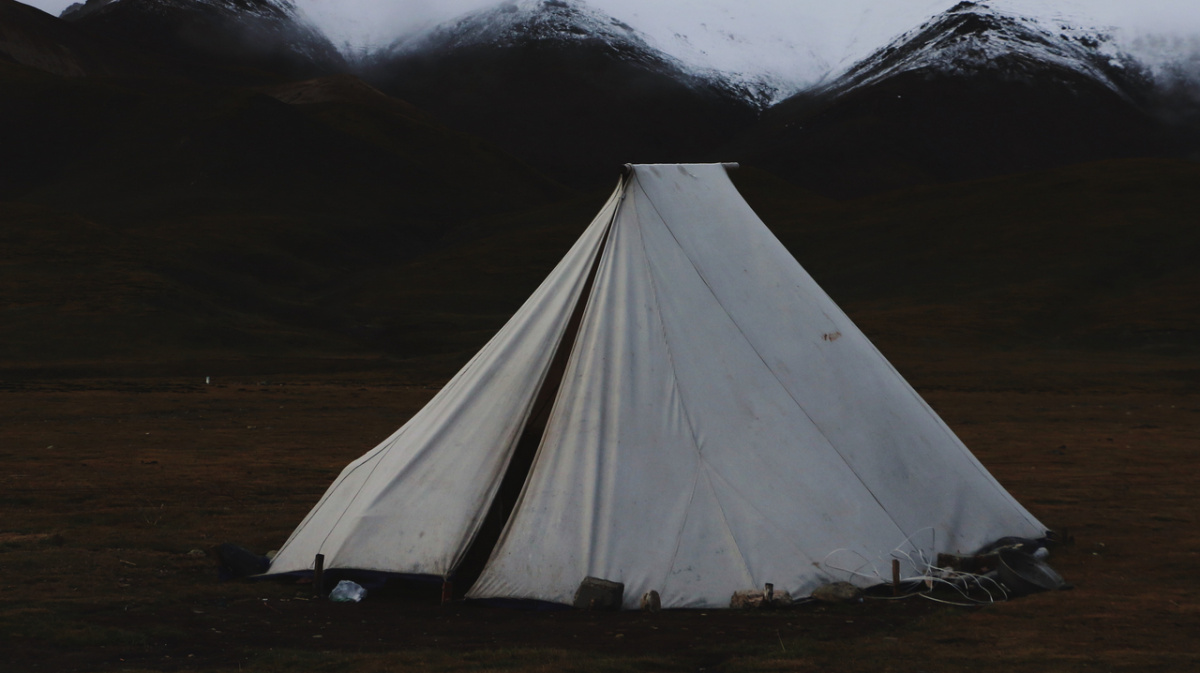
[573,576,624,611]
[730,588,793,609]
[811,581,864,603]
[640,590,661,612]
[213,543,270,580]
[731,590,764,609]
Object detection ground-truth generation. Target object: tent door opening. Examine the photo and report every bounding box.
[447,197,619,597]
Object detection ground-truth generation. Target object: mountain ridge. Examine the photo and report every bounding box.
[58,0,346,80]
[6,0,1198,193]
[355,0,763,185]
[823,1,1152,100]
[734,0,1190,196]
[373,0,778,108]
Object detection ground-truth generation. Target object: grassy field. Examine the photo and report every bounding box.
[0,357,1197,672]
[2,158,1198,671]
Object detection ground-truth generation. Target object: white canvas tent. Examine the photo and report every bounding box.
[267,163,1044,608]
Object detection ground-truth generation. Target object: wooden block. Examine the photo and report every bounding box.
[573,576,624,611]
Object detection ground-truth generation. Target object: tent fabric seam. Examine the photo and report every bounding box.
[629,175,840,581]
[581,193,625,579]
[624,176,753,590]
[313,441,396,561]
[628,174,756,591]
[660,467,704,594]
[859,330,1044,530]
[302,340,511,562]
[634,171,910,541]
[699,465,756,590]
[701,461,826,576]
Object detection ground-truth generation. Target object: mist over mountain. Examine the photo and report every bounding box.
[8,0,1200,191]
[7,0,1199,193]
[17,0,1200,93]
[289,0,1200,98]
[356,0,764,185]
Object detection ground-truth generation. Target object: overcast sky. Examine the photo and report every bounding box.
[22,0,1200,86]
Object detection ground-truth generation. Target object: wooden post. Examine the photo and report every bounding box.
[313,554,325,596]
[891,559,901,596]
[441,579,454,605]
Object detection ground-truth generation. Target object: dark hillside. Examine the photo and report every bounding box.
[362,43,757,187]
[739,71,1170,197]
[332,158,1200,385]
[359,0,760,187]
[732,159,1200,382]
[1,44,568,374]
[0,0,168,76]
[60,0,345,82]
[3,1,1197,386]
[734,2,1193,197]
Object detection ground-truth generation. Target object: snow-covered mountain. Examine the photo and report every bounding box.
[738,0,1183,196]
[824,1,1151,98]
[376,0,777,107]
[30,0,1197,192]
[64,0,300,22]
[60,0,345,78]
[385,0,645,54]
[358,0,765,184]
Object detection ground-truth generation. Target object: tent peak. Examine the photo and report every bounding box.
[621,162,739,176]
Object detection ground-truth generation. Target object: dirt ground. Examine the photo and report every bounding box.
[1,351,1197,672]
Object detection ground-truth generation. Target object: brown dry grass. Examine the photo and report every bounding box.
[1,347,1197,672]
[3,155,1198,671]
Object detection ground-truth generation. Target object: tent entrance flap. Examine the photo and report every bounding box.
[449,195,619,595]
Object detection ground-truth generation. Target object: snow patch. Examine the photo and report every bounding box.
[379,0,782,107]
[822,1,1148,98]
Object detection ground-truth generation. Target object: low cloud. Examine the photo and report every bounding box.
[20,0,1200,86]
